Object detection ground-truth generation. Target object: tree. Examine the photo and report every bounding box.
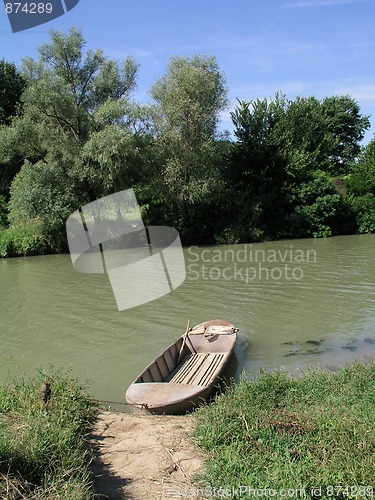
[151,55,228,204]
[4,28,142,251]
[0,60,25,125]
[345,137,375,195]
[344,137,375,234]
[321,96,370,175]
[18,27,138,158]
[228,95,290,240]
[226,94,370,241]
[0,61,27,194]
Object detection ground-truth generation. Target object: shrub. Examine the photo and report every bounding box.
[350,193,375,233]
[0,220,49,257]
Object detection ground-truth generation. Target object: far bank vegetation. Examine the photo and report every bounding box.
[0,28,374,256]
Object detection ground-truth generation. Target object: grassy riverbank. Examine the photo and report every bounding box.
[0,370,98,499]
[1,363,374,499]
[195,360,375,499]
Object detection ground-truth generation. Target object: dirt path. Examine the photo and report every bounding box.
[89,411,206,499]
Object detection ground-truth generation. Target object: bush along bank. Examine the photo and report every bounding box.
[0,370,98,499]
[0,221,50,258]
[195,360,375,499]
[1,31,375,254]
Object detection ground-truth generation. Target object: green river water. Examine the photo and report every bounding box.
[0,234,374,407]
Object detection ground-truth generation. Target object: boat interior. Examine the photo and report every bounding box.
[134,325,237,387]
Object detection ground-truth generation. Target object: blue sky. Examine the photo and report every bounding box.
[1,0,374,143]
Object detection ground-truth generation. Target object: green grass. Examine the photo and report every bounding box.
[0,369,98,499]
[195,361,375,499]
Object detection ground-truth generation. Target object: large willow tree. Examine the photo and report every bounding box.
[4,28,142,249]
[151,55,228,204]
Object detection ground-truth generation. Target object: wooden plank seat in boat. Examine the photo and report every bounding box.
[168,352,225,386]
[125,319,238,414]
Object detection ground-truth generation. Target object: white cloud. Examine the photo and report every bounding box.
[333,84,375,104]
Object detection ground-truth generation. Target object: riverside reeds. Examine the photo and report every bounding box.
[0,369,98,499]
[195,360,375,499]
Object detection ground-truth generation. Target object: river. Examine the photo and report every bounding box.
[0,234,374,406]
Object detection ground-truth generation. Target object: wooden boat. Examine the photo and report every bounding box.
[125,319,238,414]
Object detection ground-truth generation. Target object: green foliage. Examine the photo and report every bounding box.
[0,369,97,498]
[0,220,49,257]
[214,227,241,245]
[151,55,227,138]
[0,28,142,252]
[151,54,228,204]
[227,94,371,241]
[289,170,344,237]
[0,195,8,228]
[345,139,375,195]
[229,96,290,240]
[75,125,142,198]
[0,28,373,252]
[342,138,375,233]
[349,193,375,233]
[8,160,75,252]
[195,362,375,496]
[0,60,26,125]
[21,28,138,144]
[9,160,64,222]
[321,96,370,175]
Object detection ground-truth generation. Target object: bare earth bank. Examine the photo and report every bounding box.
[89,411,206,499]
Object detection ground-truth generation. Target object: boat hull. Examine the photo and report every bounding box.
[125,319,237,414]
